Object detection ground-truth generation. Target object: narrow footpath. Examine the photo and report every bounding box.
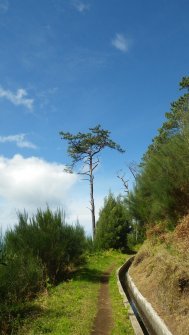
[91,267,114,335]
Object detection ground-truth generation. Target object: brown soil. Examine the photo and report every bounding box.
[91,267,114,335]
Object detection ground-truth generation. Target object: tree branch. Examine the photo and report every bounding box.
[117,170,129,193]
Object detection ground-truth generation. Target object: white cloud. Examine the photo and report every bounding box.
[0,87,34,110]
[0,155,78,233]
[111,33,130,53]
[0,0,9,13]
[72,0,90,13]
[0,155,106,236]
[0,134,37,149]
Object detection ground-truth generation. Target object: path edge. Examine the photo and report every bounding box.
[117,257,144,335]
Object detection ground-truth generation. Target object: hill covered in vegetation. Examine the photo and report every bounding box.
[128,77,189,334]
[130,216,189,334]
[128,76,189,228]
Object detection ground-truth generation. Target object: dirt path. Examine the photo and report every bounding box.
[91,267,114,335]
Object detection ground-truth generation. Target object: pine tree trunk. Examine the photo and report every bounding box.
[89,156,96,239]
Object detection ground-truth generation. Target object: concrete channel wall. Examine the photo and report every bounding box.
[117,257,173,335]
[117,258,144,335]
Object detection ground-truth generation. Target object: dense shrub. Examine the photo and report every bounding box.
[0,207,88,334]
[6,208,86,283]
[0,254,44,303]
[5,207,87,284]
[0,253,44,335]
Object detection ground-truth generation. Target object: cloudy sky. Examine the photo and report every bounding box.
[0,0,189,234]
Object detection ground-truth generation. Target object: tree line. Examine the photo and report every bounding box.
[127,76,189,230]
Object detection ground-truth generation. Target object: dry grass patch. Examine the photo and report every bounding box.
[173,214,189,254]
[129,237,189,335]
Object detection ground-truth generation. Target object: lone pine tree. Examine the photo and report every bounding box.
[60,125,125,238]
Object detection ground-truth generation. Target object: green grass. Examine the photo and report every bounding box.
[17,250,134,335]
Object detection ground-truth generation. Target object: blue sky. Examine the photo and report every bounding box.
[0,0,189,234]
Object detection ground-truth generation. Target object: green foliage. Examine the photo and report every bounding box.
[0,254,44,334]
[5,207,86,284]
[0,207,88,334]
[129,76,189,229]
[180,76,189,90]
[130,133,189,225]
[85,236,95,253]
[59,124,125,170]
[0,254,44,303]
[127,222,146,248]
[95,193,130,251]
[143,76,189,162]
[0,232,7,266]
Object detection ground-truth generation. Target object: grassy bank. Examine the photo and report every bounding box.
[17,250,133,335]
[129,216,189,335]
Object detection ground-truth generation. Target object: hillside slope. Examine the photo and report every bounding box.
[129,215,189,335]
